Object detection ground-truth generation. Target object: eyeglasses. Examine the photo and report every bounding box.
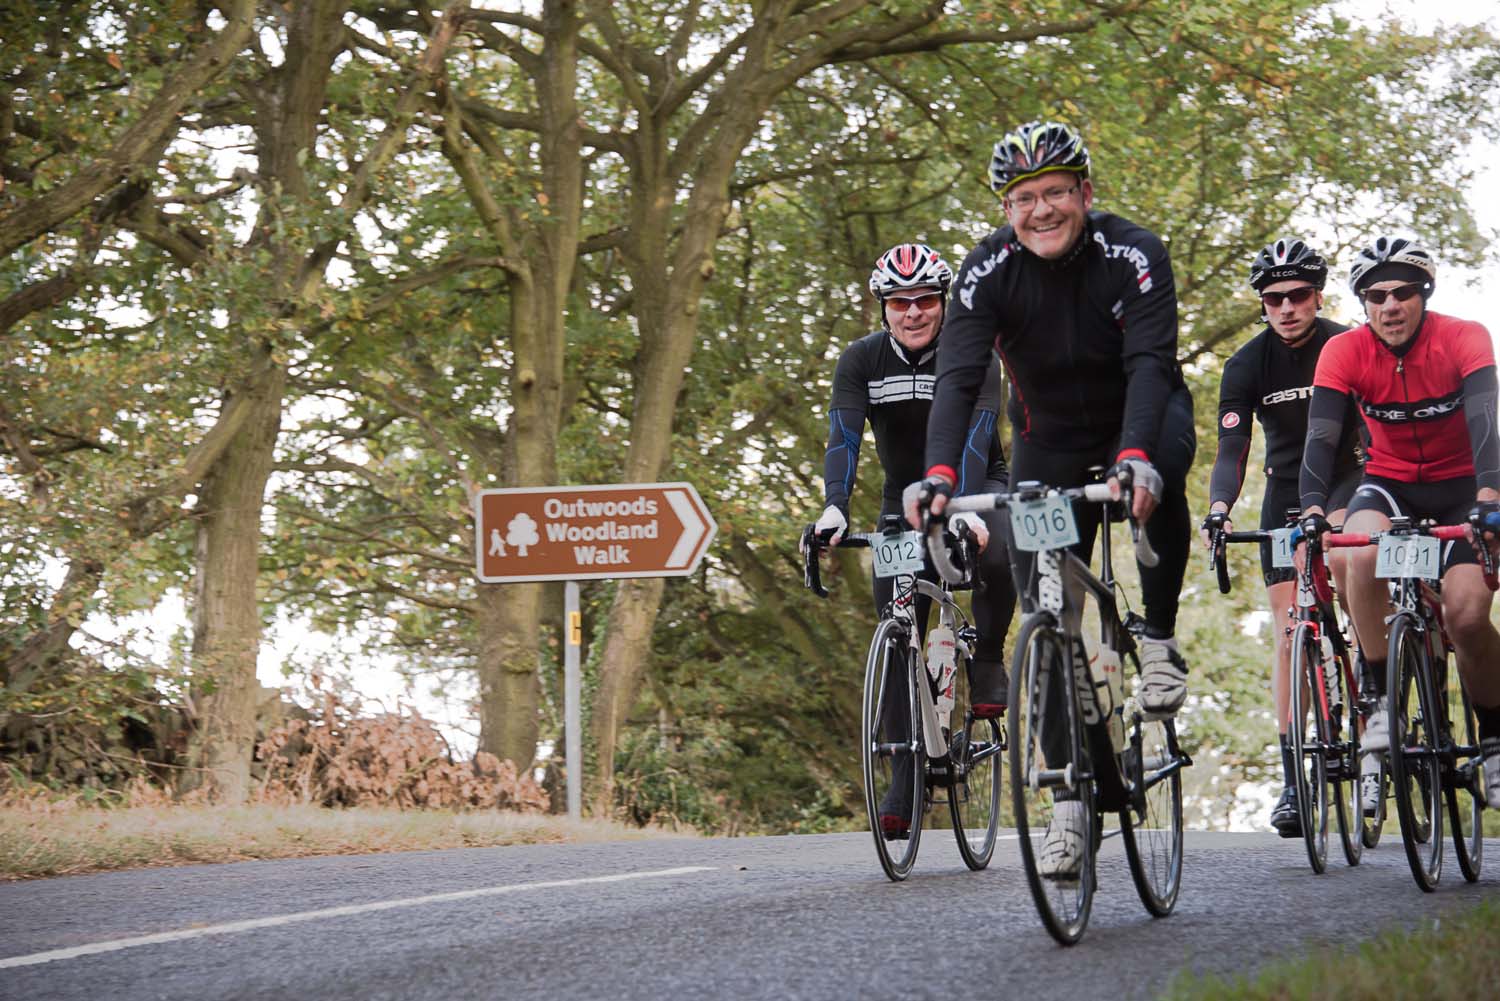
[1260,287,1318,309]
[1005,183,1080,214]
[885,292,944,311]
[1361,282,1424,305]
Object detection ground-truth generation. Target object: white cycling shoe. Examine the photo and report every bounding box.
[1361,707,1389,754]
[1138,637,1188,716]
[1483,737,1500,810]
[1038,799,1087,879]
[1360,753,1383,816]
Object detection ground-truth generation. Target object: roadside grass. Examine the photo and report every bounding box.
[1161,897,1500,1000]
[0,804,690,881]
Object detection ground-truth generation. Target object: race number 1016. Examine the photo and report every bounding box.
[1009,495,1080,553]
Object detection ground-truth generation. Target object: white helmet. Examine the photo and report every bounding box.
[1348,236,1437,297]
[868,243,953,299]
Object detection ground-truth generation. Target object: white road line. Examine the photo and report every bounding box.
[0,865,716,970]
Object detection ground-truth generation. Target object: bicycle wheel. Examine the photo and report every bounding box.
[950,707,1003,870]
[861,617,925,881]
[1443,658,1483,883]
[1330,648,1362,866]
[1388,615,1443,891]
[1009,614,1094,945]
[1288,623,1329,873]
[1120,693,1183,916]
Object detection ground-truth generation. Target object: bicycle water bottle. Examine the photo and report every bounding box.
[926,625,957,728]
[1096,643,1125,752]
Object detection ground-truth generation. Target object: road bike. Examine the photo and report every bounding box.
[932,472,1190,944]
[802,515,1003,881]
[1321,515,1492,890]
[1209,516,1368,872]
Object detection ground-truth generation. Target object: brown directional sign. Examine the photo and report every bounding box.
[475,482,717,583]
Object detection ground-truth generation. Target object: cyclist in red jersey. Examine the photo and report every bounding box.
[1298,236,1500,811]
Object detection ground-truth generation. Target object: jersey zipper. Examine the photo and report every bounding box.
[1397,357,1428,481]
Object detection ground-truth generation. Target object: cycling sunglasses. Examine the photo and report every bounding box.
[1259,287,1318,309]
[885,292,944,310]
[1360,282,1424,305]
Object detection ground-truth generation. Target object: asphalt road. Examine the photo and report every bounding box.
[2,830,1495,1001]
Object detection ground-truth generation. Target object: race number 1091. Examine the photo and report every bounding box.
[1375,534,1440,581]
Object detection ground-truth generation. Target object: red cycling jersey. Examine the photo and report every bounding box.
[1312,311,1494,482]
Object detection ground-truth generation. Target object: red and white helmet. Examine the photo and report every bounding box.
[868,243,953,299]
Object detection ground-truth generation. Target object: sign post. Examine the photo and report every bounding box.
[475,483,717,817]
[564,581,581,819]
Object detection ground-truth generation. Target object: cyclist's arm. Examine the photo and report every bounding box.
[926,246,1002,484]
[957,353,1007,495]
[1462,365,1500,497]
[1299,385,1349,514]
[823,348,870,516]
[1116,228,1180,463]
[1208,353,1255,513]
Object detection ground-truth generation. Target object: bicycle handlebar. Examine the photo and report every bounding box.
[799,524,872,598]
[1207,528,1273,594]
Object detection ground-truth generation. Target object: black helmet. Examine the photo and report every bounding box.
[988,121,1090,197]
[1249,238,1327,291]
[1348,236,1437,298]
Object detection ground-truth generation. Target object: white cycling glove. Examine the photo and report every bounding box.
[1114,457,1163,501]
[949,511,989,552]
[801,505,848,552]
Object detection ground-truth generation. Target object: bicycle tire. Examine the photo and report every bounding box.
[1443,657,1483,883]
[950,706,1003,870]
[861,618,925,881]
[1388,614,1443,891]
[1120,682,1183,916]
[1289,623,1329,873]
[1330,648,1362,866]
[1009,614,1094,945]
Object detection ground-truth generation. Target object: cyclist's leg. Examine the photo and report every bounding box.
[1341,479,1400,717]
[1431,486,1500,806]
[971,475,1019,715]
[1129,386,1195,715]
[1260,477,1301,832]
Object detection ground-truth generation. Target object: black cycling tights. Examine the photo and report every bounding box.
[1005,385,1196,640]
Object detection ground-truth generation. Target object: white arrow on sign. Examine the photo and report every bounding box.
[664,488,708,568]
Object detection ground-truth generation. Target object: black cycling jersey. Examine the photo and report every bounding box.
[1209,317,1362,507]
[824,331,1007,515]
[926,210,1186,475]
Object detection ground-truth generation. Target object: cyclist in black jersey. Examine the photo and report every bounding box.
[1202,238,1363,836]
[808,242,1017,836]
[904,121,1195,876]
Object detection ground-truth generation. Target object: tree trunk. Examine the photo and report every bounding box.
[182,360,285,802]
[474,581,543,768]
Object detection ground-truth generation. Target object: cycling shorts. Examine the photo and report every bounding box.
[1261,471,1358,585]
[1345,474,1478,570]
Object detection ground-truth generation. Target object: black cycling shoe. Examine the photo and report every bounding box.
[1269,786,1302,839]
[878,755,915,839]
[969,659,1010,719]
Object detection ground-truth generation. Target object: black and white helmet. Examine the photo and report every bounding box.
[1249,237,1327,291]
[1348,236,1437,297]
[868,243,953,299]
[988,121,1090,196]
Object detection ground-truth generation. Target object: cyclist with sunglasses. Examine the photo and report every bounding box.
[904,121,1195,876]
[1201,238,1364,837]
[807,242,1018,835]
[1299,236,1500,813]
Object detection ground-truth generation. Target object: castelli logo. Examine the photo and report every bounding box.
[1221,412,1241,429]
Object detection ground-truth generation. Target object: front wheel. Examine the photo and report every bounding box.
[1121,696,1183,916]
[950,708,1003,870]
[861,618,925,881]
[1289,623,1330,873]
[1009,614,1095,945]
[1331,648,1362,866]
[1388,615,1443,891]
[1443,658,1483,883]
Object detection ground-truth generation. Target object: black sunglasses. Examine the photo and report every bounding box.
[1260,287,1318,309]
[1361,282,1424,305]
